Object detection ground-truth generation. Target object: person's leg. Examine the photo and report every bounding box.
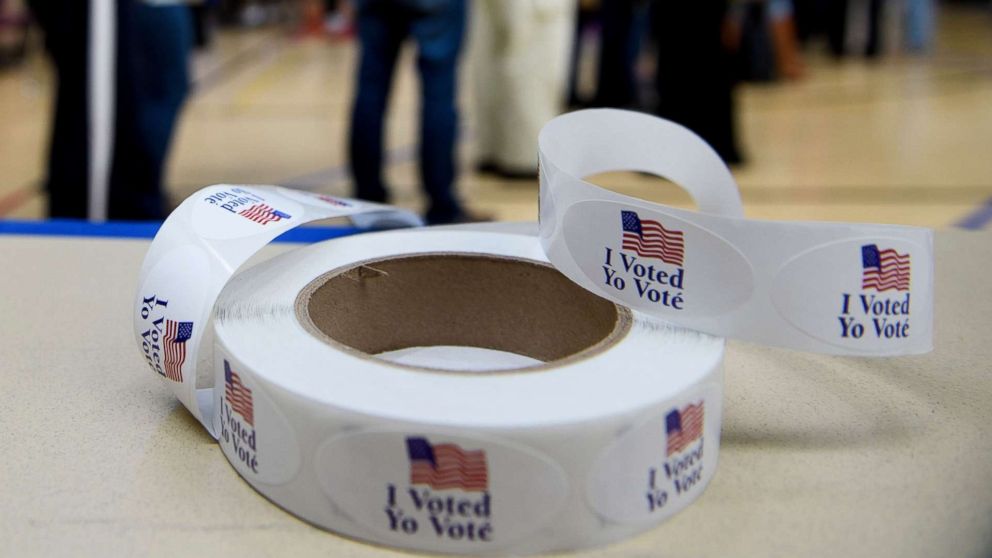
[594,0,636,107]
[826,0,848,58]
[904,0,933,52]
[627,0,650,100]
[28,0,90,217]
[566,3,589,107]
[494,0,573,174]
[411,0,466,223]
[769,0,804,79]
[109,3,191,220]
[471,0,498,172]
[654,1,741,164]
[865,0,884,58]
[191,2,211,49]
[348,4,405,204]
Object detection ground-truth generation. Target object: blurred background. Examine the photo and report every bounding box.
[0,0,990,227]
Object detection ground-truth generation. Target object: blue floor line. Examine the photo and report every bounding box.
[954,196,992,230]
[0,218,361,243]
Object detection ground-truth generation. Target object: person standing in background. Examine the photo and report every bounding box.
[565,0,597,108]
[592,0,649,109]
[904,0,934,52]
[27,0,192,220]
[653,1,742,165]
[725,0,805,81]
[472,0,575,179]
[349,0,479,224]
[766,0,804,79]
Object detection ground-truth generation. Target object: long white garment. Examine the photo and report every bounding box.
[471,0,575,172]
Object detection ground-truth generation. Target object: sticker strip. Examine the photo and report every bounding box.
[538,109,933,355]
[133,185,422,433]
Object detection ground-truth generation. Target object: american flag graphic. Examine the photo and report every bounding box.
[238,203,291,225]
[862,244,910,292]
[162,320,193,382]
[666,402,704,457]
[224,361,254,426]
[407,437,488,492]
[621,210,685,266]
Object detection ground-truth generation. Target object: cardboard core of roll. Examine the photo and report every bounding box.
[297,254,629,367]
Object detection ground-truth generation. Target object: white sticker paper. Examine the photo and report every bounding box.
[538,109,933,355]
[314,430,568,552]
[133,184,423,433]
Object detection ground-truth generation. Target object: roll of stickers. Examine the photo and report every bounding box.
[133,186,422,430]
[132,109,933,554]
[212,230,723,554]
[538,109,933,355]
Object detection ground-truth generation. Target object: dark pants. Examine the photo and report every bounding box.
[653,1,741,165]
[29,0,191,220]
[594,0,649,108]
[865,0,885,58]
[826,0,848,57]
[349,0,466,223]
[799,0,884,58]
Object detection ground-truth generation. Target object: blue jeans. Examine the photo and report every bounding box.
[112,3,191,219]
[349,0,466,223]
[28,0,190,219]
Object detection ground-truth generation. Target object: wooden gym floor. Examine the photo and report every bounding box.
[0,4,990,229]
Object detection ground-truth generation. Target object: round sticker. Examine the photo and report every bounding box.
[588,383,721,524]
[134,244,212,384]
[214,351,302,486]
[563,200,753,318]
[192,186,303,240]
[772,238,927,352]
[313,430,568,552]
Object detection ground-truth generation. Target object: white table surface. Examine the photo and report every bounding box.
[1,229,990,557]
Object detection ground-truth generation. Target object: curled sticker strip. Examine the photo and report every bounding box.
[539,109,933,355]
[133,185,422,432]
